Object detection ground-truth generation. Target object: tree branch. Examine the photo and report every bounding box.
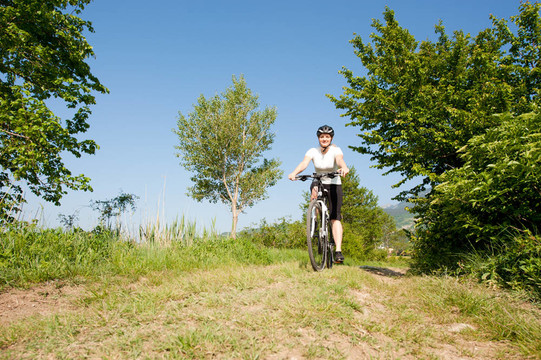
[0,129,30,140]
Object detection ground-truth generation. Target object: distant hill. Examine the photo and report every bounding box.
[383,202,415,229]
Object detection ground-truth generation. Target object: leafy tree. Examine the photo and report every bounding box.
[412,112,541,272]
[58,210,79,230]
[0,0,108,223]
[174,75,283,238]
[329,2,541,282]
[341,167,395,259]
[328,2,541,201]
[91,191,138,230]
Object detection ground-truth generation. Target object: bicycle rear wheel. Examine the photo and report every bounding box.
[306,199,326,271]
[327,238,334,269]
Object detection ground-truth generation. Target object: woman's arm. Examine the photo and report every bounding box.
[288,156,312,180]
[336,154,349,177]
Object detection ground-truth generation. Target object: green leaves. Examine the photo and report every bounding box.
[329,3,541,201]
[90,191,139,230]
[341,167,396,259]
[330,3,541,287]
[412,112,541,273]
[0,0,108,222]
[174,75,283,237]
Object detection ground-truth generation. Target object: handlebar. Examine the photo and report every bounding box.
[295,171,340,182]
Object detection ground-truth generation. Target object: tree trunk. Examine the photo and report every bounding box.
[230,202,238,238]
[230,183,240,238]
[231,212,238,239]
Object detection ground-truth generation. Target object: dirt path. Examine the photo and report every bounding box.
[0,268,404,328]
[0,265,537,359]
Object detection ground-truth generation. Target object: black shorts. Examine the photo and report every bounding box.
[310,183,343,221]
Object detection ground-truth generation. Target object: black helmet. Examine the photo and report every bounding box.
[316,125,334,138]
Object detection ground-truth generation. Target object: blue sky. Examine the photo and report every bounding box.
[23,0,523,233]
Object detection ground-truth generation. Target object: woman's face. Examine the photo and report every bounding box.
[318,134,332,148]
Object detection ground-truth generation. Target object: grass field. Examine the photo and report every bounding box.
[0,230,540,359]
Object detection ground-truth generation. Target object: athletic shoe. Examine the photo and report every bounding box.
[334,251,344,263]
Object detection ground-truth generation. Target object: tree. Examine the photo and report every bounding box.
[412,112,541,271]
[0,0,108,223]
[58,210,79,230]
[174,75,282,238]
[341,167,395,259]
[91,191,139,230]
[328,3,541,281]
[328,2,541,201]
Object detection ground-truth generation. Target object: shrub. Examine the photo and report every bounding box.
[238,217,305,249]
[342,224,387,261]
[411,112,541,299]
[461,232,541,300]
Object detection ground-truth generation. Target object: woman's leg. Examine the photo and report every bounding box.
[329,184,343,250]
[331,219,343,251]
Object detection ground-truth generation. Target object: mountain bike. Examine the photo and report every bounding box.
[295,172,339,271]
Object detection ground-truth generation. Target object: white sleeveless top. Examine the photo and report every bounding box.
[305,146,343,185]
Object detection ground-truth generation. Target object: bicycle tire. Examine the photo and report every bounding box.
[306,199,326,271]
[327,239,334,269]
[326,200,334,269]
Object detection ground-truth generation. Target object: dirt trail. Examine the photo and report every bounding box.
[0,266,535,359]
[0,268,404,328]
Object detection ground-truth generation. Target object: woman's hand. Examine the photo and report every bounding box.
[288,156,311,181]
[338,167,349,177]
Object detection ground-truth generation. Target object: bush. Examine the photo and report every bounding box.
[410,112,541,300]
[343,225,387,261]
[239,217,391,262]
[461,232,541,300]
[238,217,305,249]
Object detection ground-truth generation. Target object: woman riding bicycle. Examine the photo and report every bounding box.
[288,125,349,263]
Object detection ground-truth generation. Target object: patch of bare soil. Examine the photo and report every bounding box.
[0,282,85,327]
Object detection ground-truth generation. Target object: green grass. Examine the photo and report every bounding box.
[1,262,539,359]
[1,226,540,359]
[0,225,305,288]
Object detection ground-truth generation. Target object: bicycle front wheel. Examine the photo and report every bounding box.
[306,199,326,271]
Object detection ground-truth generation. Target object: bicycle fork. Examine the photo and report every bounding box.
[310,200,328,239]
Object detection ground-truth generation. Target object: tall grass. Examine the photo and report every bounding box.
[138,214,218,246]
[439,231,541,302]
[0,225,127,288]
[0,220,304,290]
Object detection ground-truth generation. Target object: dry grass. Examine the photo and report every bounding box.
[0,261,539,359]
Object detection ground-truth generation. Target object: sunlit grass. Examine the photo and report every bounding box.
[138,214,218,246]
[1,221,539,359]
[1,262,539,359]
